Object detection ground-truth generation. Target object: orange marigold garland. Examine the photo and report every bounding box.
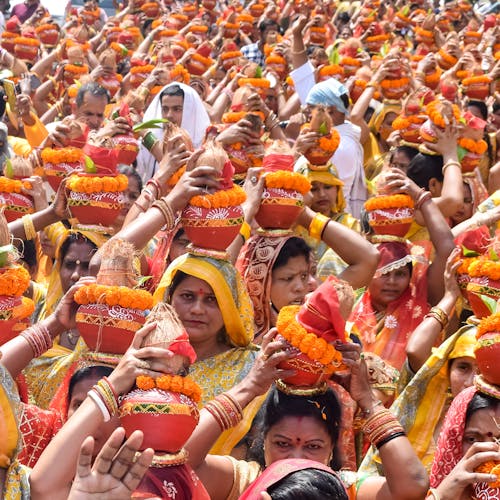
[475,461,500,487]
[264,171,311,194]
[468,259,500,281]
[426,100,461,128]
[0,177,32,194]
[135,374,202,402]
[364,194,415,211]
[41,147,83,164]
[476,313,500,339]
[276,305,343,372]
[74,284,153,310]
[167,166,186,187]
[457,256,479,275]
[0,266,31,296]
[67,174,128,193]
[189,183,246,208]
[458,137,488,155]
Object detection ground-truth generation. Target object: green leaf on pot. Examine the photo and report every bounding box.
[329,46,339,65]
[489,247,499,261]
[481,294,498,314]
[0,244,14,267]
[135,275,152,288]
[133,119,168,132]
[4,159,13,179]
[457,146,467,162]
[461,245,479,257]
[318,122,328,135]
[255,66,263,78]
[84,155,97,173]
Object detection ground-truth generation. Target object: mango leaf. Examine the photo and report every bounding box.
[480,294,498,314]
[4,159,13,179]
[461,245,479,257]
[457,145,467,162]
[255,66,263,78]
[380,41,390,57]
[84,155,97,174]
[329,46,339,65]
[489,247,499,261]
[0,244,14,268]
[135,275,152,288]
[133,118,168,132]
[318,122,328,135]
[402,5,410,15]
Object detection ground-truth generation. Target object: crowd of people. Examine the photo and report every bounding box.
[1,0,500,497]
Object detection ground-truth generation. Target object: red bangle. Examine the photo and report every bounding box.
[147,178,162,199]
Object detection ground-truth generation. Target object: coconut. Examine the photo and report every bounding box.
[193,140,228,172]
[96,239,137,288]
[309,106,333,135]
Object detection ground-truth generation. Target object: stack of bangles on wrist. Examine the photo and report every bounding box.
[415,189,432,210]
[308,213,330,240]
[442,159,461,175]
[265,112,280,132]
[152,199,176,230]
[87,377,119,422]
[362,407,406,449]
[20,323,53,357]
[204,393,243,431]
[424,306,449,329]
[22,214,36,240]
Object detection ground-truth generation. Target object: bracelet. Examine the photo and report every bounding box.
[204,392,243,431]
[138,85,150,99]
[291,49,306,55]
[152,199,176,230]
[87,389,111,422]
[95,378,119,416]
[134,200,148,212]
[416,190,432,210]
[424,306,449,329]
[359,400,384,418]
[362,407,406,449]
[239,221,252,242]
[308,213,330,240]
[22,214,37,240]
[265,111,280,132]
[20,323,53,358]
[442,159,461,174]
[426,488,440,500]
[146,178,163,198]
[143,187,156,200]
[143,131,158,152]
[376,431,406,449]
[366,81,378,88]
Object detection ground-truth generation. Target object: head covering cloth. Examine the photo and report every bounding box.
[306,78,349,115]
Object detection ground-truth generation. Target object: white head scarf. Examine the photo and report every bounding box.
[137,82,211,182]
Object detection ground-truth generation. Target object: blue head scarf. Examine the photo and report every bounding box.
[306,78,349,115]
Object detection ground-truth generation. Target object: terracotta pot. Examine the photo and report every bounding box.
[0,296,30,345]
[185,60,207,76]
[276,336,332,387]
[38,28,59,46]
[467,276,500,318]
[99,76,122,98]
[475,332,500,385]
[202,0,216,8]
[142,3,160,17]
[457,272,471,300]
[181,204,244,251]
[76,303,146,354]
[223,26,238,38]
[304,143,334,166]
[68,189,125,227]
[120,388,199,452]
[255,187,304,230]
[14,44,38,62]
[367,206,414,237]
[113,135,139,165]
[464,84,490,100]
[44,161,81,191]
[381,84,410,100]
[473,481,500,500]
[310,31,326,45]
[240,22,253,35]
[461,151,482,173]
[130,71,148,88]
[419,119,438,143]
[400,121,424,144]
[0,192,34,222]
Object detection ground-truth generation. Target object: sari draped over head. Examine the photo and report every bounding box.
[359,322,477,475]
[0,364,30,499]
[154,253,259,455]
[348,241,429,371]
[137,82,211,182]
[239,459,353,500]
[236,234,295,342]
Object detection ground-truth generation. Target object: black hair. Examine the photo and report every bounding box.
[267,468,348,500]
[21,239,37,269]
[67,365,113,404]
[259,18,280,34]
[247,386,343,470]
[466,392,500,424]
[59,233,98,262]
[75,82,110,108]
[493,101,500,114]
[406,153,443,190]
[160,84,185,101]
[118,164,143,191]
[390,145,419,165]
[173,227,186,241]
[272,237,310,271]
[467,100,488,121]
[339,92,349,112]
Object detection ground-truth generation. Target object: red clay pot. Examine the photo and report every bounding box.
[0,192,34,222]
[475,332,500,385]
[460,151,482,173]
[0,296,30,345]
[464,84,490,100]
[181,204,244,251]
[113,135,139,165]
[255,187,304,230]
[381,84,410,100]
[68,190,125,227]
[276,336,332,387]
[44,161,81,192]
[367,206,414,237]
[467,276,500,318]
[76,303,146,354]
[38,27,59,46]
[120,388,199,452]
[14,44,39,62]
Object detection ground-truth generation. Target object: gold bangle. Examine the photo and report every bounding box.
[239,221,251,242]
[442,160,461,174]
[22,214,37,240]
[366,81,378,88]
[138,85,150,99]
[152,199,176,230]
[308,213,330,240]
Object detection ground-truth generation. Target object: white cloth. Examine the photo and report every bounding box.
[136,82,210,182]
[290,61,316,105]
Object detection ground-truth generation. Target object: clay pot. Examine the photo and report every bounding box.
[76,303,146,354]
[381,83,410,100]
[475,332,500,385]
[14,43,39,62]
[1,33,16,53]
[120,388,199,452]
[0,192,34,222]
[464,83,490,100]
[202,0,216,8]
[310,30,326,45]
[98,76,122,98]
[467,276,500,318]
[367,206,414,237]
[0,296,30,345]
[38,27,59,46]
[419,119,438,143]
[68,189,125,227]
[44,161,81,191]
[113,135,139,165]
[276,336,332,387]
[142,2,160,18]
[461,151,482,173]
[255,187,304,230]
[185,59,207,76]
[181,204,244,251]
[400,122,424,144]
[457,272,471,300]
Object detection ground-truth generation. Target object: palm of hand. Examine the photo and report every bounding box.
[70,474,133,500]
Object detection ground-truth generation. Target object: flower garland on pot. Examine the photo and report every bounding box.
[75,238,153,354]
[302,107,341,166]
[458,111,488,172]
[181,142,246,252]
[0,209,34,344]
[420,99,462,145]
[462,75,492,100]
[466,253,500,319]
[254,141,310,231]
[0,157,34,223]
[275,276,351,392]
[365,194,415,238]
